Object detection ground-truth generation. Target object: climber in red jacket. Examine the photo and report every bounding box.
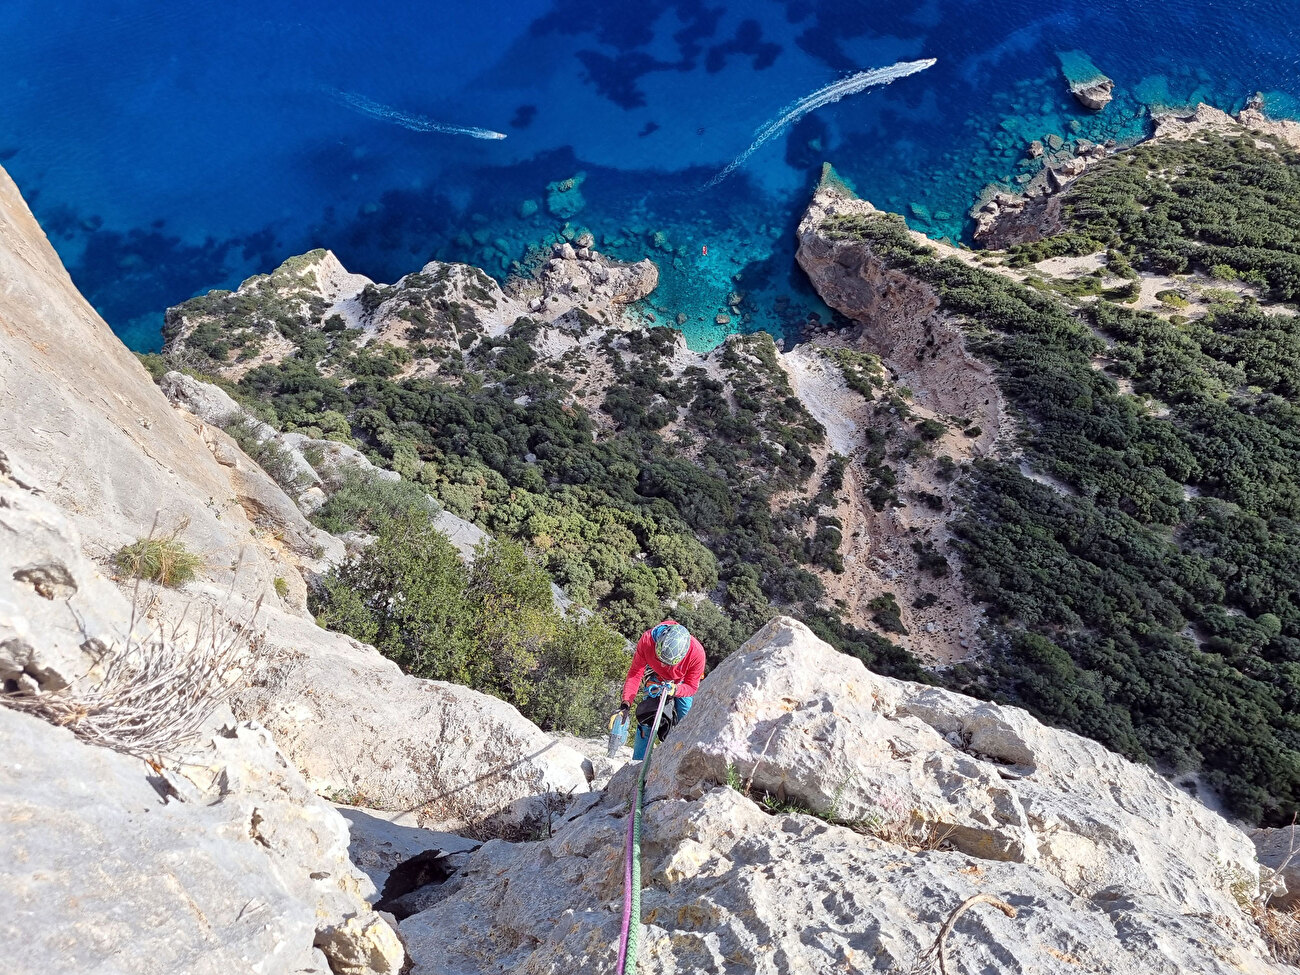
[613,621,706,760]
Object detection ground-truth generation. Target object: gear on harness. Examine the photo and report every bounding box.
[608,702,632,758]
[635,686,678,743]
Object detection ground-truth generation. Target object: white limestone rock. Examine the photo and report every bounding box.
[0,704,404,975]
[648,618,1260,920]
[0,450,128,690]
[226,605,591,827]
[0,166,300,606]
[396,617,1280,975]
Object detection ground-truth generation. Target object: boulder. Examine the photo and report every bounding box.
[0,706,403,975]
[1072,78,1115,111]
[226,604,591,828]
[648,618,1259,917]
[397,617,1279,974]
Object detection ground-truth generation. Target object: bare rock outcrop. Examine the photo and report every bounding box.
[533,240,659,308]
[1,450,128,692]
[164,244,659,390]
[648,618,1259,917]
[1153,101,1300,152]
[224,603,592,827]
[0,166,299,606]
[795,178,1002,432]
[397,618,1282,975]
[1059,50,1115,110]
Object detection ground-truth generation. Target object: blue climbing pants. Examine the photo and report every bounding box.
[632,695,693,760]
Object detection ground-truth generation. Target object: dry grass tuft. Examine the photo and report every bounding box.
[1250,901,1300,965]
[1,597,262,762]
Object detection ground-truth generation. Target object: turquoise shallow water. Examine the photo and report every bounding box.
[0,0,1297,351]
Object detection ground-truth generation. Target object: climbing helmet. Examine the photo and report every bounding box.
[653,623,692,666]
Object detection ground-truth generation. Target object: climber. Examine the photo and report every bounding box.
[613,621,706,760]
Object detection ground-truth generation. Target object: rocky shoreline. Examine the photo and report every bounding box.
[970,100,1300,249]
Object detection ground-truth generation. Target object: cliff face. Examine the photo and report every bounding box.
[792,176,1003,659]
[0,166,314,605]
[0,164,593,974]
[398,618,1285,975]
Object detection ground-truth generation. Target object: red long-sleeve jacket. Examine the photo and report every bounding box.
[621,620,706,704]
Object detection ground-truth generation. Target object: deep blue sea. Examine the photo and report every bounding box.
[1,0,1298,352]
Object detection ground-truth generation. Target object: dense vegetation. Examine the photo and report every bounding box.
[162,262,926,696]
[1030,132,1300,303]
[825,128,1300,824]
[311,508,627,735]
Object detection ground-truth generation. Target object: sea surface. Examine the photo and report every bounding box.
[1,0,1298,352]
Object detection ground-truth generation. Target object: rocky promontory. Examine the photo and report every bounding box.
[397,618,1285,974]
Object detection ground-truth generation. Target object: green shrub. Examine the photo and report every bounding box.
[310,467,437,535]
[310,509,628,735]
[868,593,908,635]
[114,535,204,587]
[915,418,946,441]
[273,576,289,598]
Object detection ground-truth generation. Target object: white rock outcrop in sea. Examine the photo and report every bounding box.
[1058,50,1115,110]
[398,618,1282,975]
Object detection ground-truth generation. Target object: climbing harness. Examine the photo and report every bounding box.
[615,688,671,975]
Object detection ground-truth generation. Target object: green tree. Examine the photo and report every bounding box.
[313,509,475,681]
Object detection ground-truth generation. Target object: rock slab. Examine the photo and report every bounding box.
[397,617,1281,975]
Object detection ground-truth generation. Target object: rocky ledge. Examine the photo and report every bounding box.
[396,617,1284,974]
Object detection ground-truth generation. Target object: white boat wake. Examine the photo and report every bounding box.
[331,89,506,141]
[707,58,936,187]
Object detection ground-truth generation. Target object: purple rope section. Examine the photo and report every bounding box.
[614,689,671,974]
[615,800,635,972]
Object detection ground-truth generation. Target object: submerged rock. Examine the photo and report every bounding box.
[545,172,586,218]
[1058,50,1115,110]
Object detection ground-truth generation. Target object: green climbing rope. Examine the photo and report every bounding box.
[618,690,670,975]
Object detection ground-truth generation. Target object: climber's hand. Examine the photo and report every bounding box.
[610,701,630,729]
